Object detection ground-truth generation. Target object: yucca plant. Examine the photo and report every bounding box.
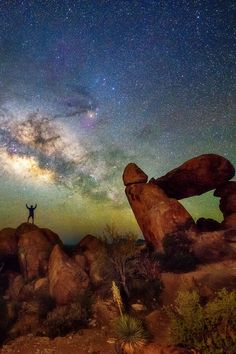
[114,314,148,354]
[112,280,124,316]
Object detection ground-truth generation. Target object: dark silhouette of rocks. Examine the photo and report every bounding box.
[196,217,221,232]
[48,244,89,305]
[153,154,235,199]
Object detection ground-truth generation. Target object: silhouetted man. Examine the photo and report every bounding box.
[26,204,37,224]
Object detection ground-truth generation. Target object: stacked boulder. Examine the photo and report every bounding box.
[123,154,236,260]
[214,181,236,229]
[123,163,195,250]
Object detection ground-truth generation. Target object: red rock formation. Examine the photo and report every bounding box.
[125,182,195,250]
[154,154,235,199]
[15,223,38,239]
[123,163,148,186]
[18,229,53,281]
[192,230,236,262]
[214,181,236,197]
[77,234,104,265]
[48,245,89,305]
[40,228,63,247]
[219,194,236,216]
[0,228,17,259]
[222,213,236,229]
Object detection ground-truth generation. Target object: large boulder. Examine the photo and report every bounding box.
[123,163,148,186]
[18,229,54,281]
[48,245,89,305]
[0,228,17,260]
[214,181,236,197]
[77,235,105,265]
[219,194,236,216]
[15,223,38,239]
[154,154,235,199]
[125,182,195,250]
[40,228,63,247]
[192,230,236,263]
[222,213,236,229]
[160,260,236,305]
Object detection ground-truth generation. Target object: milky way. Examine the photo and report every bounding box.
[0,1,235,242]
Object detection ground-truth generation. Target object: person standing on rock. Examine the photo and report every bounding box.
[26,204,37,224]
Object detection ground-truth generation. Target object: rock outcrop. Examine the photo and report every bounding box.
[196,217,221,232]
[123,163,148,186]
[76,235,109,286]
[48,245,89,305]
[124,182,195,250]
[153,154,235,199]
[18,229,54,281]
[0,228,17,260]
[123,154,236,256]
[15,223,38,239]
[192,230,236,262]
[160,260,236,305]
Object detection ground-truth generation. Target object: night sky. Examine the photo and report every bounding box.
[0,0,235,242]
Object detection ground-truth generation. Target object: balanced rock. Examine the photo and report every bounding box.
[219,194,236,216]
[214,181,236,197]
[154,154,235,199]
[125,182,195,250]
[0,228,17,260]
[48,244,89,305]
[123,163,148,186]
[18,229,54,281]
[222,213,236,229]
[192,230,236,262]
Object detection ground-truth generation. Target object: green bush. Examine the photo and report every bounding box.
[114,314,148,353]
[158,232,198,272]
[167,289,236,353]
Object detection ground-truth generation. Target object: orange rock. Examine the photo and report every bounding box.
[48,245,89,305]
[77,234,104,265]
[18,229,53,281]
[40,228,63,247]
[123,162,148,186]
[192,230,236,262]
[15,222,38,239]
[154,154,235,199]
[0,228,17,259]
[214,181,236,197]
[219,194,236,216]
[125,182,195,250]
[222,213,236,229]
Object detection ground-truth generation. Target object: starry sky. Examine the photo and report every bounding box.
[0,0,235,243]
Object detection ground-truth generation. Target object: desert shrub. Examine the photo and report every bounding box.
[44,301,87,338]
[101,224,139,301]
[114,314,148,353]
[157,232,198,272]
[167,289,236,353]
[128,250,163,307]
